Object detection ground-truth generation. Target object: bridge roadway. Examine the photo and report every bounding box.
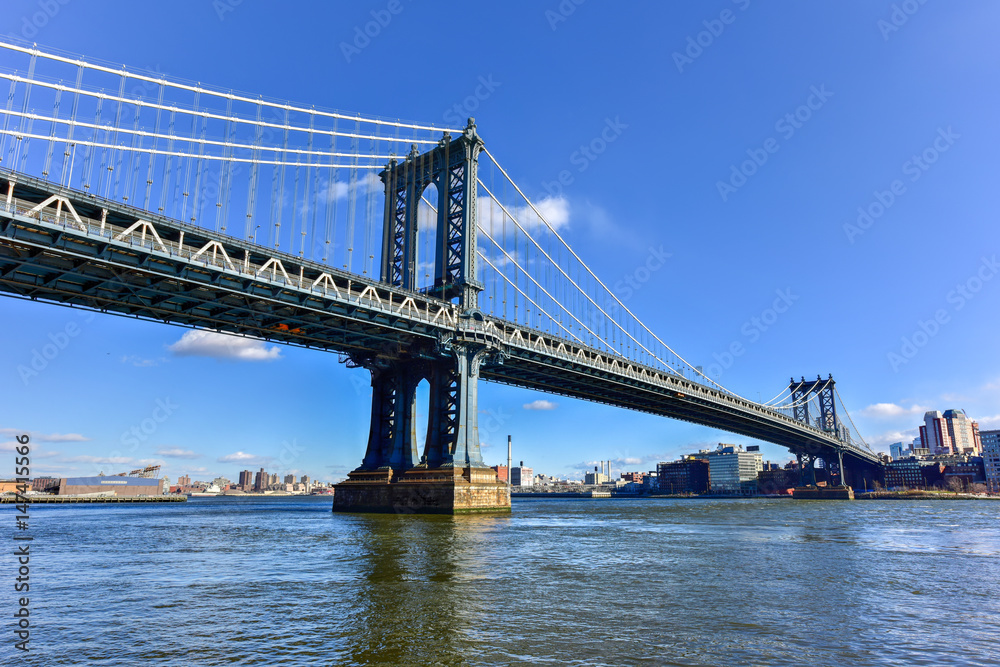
[0,169,879,468]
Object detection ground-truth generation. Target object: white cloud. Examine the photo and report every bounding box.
[976,414,1000,429]
[867,428,919,448]
[157,448,201,459]
[523,399,557,411]
[0,428,90,443]
[168,330,281,362]
[322,172,380,203]
[217,451,271,465]
[478,195,570,237]
[61,455,134,465]
[859,403,929,419]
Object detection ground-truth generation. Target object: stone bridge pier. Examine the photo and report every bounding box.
[332,336,510,514]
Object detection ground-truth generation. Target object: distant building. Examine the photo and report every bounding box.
[57,476,163,497]
[492,465,509,483]
[938,454,985,487]
[284,474,295,485]
[239,470,254,491]
[177,475,191,487]
[584,466,609,485]
[889,442,906,461]
[657,458,709,494]
[254,468,267,492]
[620,471,645,484]
[920,410,981,456]
[757,465,797,495]
[885,458,925,490]
[31,477,59,492]
[982,430,1000,493]
[701,444,762,494]
[300,475,310,486]
[212,476,231,489]
[511,462,533,487]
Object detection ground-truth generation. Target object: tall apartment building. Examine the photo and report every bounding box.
[177,475,191,487]
[284,474,295,484]
[920,410,982,455]
[239,470,254,490]
[253,468,267,492]
[981,430,1000,492]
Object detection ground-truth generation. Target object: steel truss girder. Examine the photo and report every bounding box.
[0,170,879,467]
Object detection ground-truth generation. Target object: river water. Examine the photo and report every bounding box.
[4,496,999,666]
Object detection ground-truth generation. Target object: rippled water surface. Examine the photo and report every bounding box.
[4,497,1000,666]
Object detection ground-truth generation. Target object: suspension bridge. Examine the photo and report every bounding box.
[0,41,882,512]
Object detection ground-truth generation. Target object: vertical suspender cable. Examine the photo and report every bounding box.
[42,89,61,179]
[191,113,208,224]
[180,91,200,223]
[1,79,16,165]
[273,107,290,248]
[245,100,263,241]
[323,116,338,263]
[16,51,37,174]
[216,96,233,233]
[363,122,378,275]
[103,72,126,200]
[300,109,315,258]
[125,91,142,204]
[159,108,175,213]
[144,82,164,210]
[82,93,103,192]
[345,117,359,271]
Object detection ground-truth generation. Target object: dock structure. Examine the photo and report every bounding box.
[1,495,187,504]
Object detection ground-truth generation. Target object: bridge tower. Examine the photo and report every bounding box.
[334,119,509,514]
[789,374,854,498]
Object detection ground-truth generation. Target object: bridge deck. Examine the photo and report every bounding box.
[0,169,879,465]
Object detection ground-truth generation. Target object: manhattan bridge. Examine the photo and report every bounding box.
[0,41,882,512]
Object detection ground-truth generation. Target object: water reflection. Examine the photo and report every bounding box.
[340,513,507,665]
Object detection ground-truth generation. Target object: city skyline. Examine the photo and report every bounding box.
[3,1,999,484]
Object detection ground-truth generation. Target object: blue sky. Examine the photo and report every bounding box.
[2,0,999,484]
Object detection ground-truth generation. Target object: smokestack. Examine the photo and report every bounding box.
[507,435,512,485]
